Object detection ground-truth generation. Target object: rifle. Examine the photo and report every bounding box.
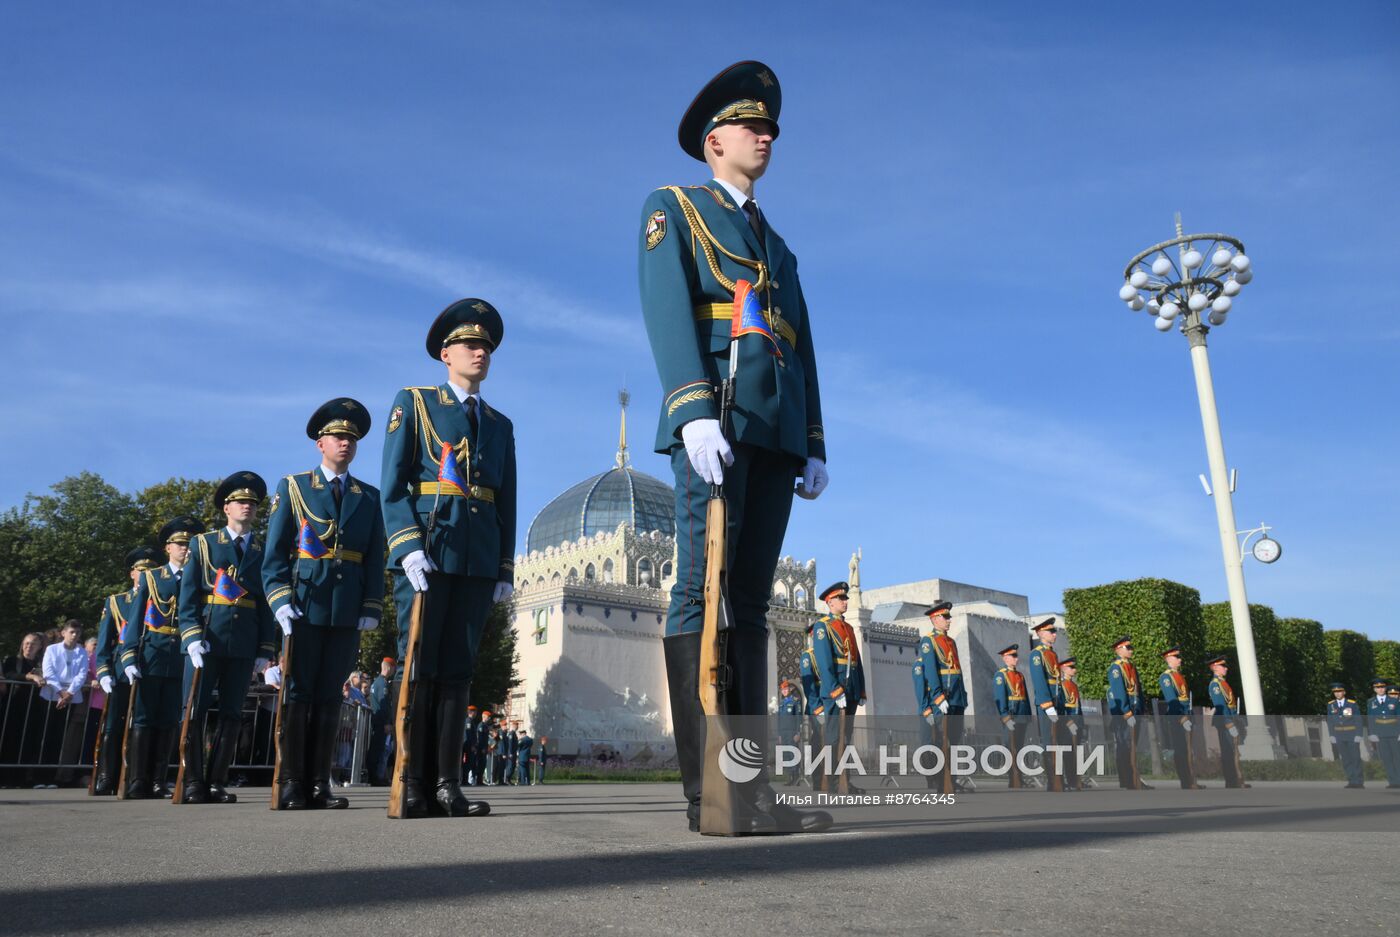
[387,457,445,819]
[171,603,207,805]
[90,596,122,795]
[697,288,746,836]
[268,631,293,809]
[115,585,149,800]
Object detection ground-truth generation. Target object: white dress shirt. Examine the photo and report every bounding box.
[445,381,482,413]
[319,465,348,489]
[224,527,251,555]
[41,642,88,704]
[713,177,755,211]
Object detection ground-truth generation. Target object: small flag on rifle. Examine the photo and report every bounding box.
[213,568,248,604]
[438,441,468,496]
[731,279,781,358]
[297,520,330,560]
[142,600,168,632]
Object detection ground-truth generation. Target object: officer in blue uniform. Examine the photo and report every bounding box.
[1028,619,1066,792]
[810,582,864,795]
[263,398,386,811]
[516,728,533,785]
[913,601,966,793]
[381,299,516,819]
[178,473,276,804]
[1365,678,1400,788]
[776,679,802,785]
[1326,683,1365,788]
[1107,636,1151,789]
[91,546,159,795]
[121,517,205,799]
[472,708,492,787]
[993,644,1031,789]
[1159,647,1201,790]
[1058,658,1084,791]
[1205,654,1249,788]
[641,61,829,834]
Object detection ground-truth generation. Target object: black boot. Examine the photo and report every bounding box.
[401,679,435,819]
[124,727,153,800]
[663,632,777,835]
[206,718,240,803]
[730,629,832,834]
[151,728,177,798]
[93,725,122,796]
[180,718,208,804]
[308,704,348,810]
[277,701,309,810]
[435,684,488,817]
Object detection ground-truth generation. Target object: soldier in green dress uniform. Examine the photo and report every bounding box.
[91,546,159,795]
[263,398,385,810]
[639,60,829,834]
[1326,682,1365,788]
[120,517,204,799]
[177,473,276,804]
[380,300,515,818]
[1159,647,1202,790]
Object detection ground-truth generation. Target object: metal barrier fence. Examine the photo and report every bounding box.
[0,677,373,788]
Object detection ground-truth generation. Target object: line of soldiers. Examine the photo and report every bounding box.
[460,708,545,786]
[87,299,518,820]
[1326,678,1400,789]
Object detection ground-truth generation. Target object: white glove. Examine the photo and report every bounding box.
[492,581,514,604]
[924,712,937,726]
[1183,719,1193,733]
[1045,706,1058,721]
[188,643,205,669]
[680,419,733,486]
[814,710,827,727]
[1228,726,1240,739]
[938,700,949,714]
[795,457,828,500]
[834,694,847,710]
[123,665,140,683]
[1125,714,1137,727]
[254,657,269,674]
[1068,722,1080,737]
[357,616,378,632]
[1369,734,1380,743]
[275,604,301,636]
[99,676,114,695]
[402,549,437,593]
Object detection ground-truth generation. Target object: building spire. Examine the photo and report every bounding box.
[616,388,631,467]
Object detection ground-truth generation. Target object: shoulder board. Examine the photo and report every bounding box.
[1348,698,1357,703]
[404,385,437,392]
[290,471,313,479]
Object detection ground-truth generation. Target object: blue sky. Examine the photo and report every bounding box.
[2,2,1397,639]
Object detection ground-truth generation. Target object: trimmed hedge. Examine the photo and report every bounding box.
[1063,578,1205,701]
[1201,602,1287,713]
[1373,639,1400,687]
[1278,618,1329,714]
[1324,629,1375,696]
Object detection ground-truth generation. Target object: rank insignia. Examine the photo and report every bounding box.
[388,405,403,434]
[913,665,923,675]
[269,492,281,515]
[645,210,667,251]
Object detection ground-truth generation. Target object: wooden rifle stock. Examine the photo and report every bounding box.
[386,591,426,819]
[114,680,139,799]
[170,664,202,804]
[698,490,743,836]
[269,631,294,809]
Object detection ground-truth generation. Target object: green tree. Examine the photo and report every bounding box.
[1277,618,1328,713]
[1371,639,1400,688]
[1062,577,1205,701]
[1324,629,1375,697]
[471,599,520,712]
[1201,602,1287,713]
[135,476,222,540]
[356,570,399,672]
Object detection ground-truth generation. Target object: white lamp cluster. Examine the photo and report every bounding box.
[1118,236,1253,333]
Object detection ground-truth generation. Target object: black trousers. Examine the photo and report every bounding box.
[1168,719,1197,787]
[1112,715,1140,787]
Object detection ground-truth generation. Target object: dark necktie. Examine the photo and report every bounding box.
[466,396,479,436]
[743,199,763,240]
[234,536,245,563]
[331,476,343,508]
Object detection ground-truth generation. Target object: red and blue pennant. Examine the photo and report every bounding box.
[142,600,168,632]
[213,568,249,603]
[438,442,467,496]
[731,279,782,358]
[296,519,329,560]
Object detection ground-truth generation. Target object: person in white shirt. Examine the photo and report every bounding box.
[38,620,88,783]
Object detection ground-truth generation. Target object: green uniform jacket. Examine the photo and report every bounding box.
[120,566,186,680]
[94,587,138,683]
[637,181,825,462]
[262,470,386,628]
[178,530,277,660]
[380,385,517,581]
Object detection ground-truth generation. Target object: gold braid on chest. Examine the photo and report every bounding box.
[663,186,769,295]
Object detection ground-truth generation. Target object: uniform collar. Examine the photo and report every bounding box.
[712,177,753,210]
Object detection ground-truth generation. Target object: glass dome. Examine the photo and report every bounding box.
[526,464,674,554]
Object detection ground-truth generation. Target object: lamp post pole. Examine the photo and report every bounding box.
[1119,215,1265,719]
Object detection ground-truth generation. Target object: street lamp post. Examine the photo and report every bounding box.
[1118,214,1267,720]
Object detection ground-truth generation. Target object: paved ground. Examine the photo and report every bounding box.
[2,781,1397,936]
